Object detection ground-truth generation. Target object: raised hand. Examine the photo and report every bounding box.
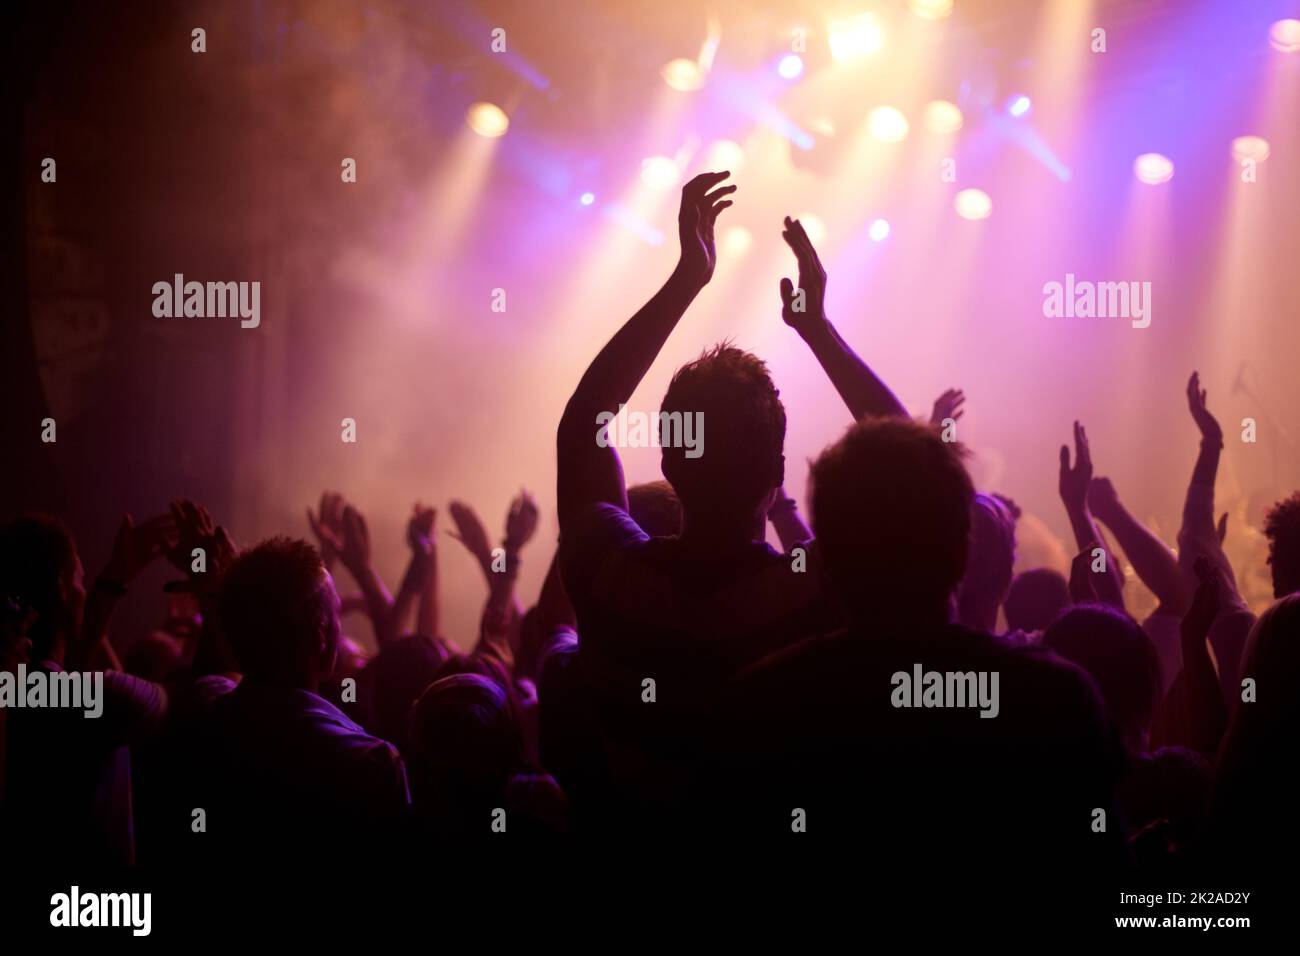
[779,216,828,336]
[1174,555,1230,754]
[1058,421,1093,514]
[1088,476,1122,524]
[103,513,178,584]
[1182,556,1222,644]
[211,526,238,576]
[1186,371,1223,445]
[339,504,373,575]
[407,502,436,556]
[447,500,493,568]
[167,500,218,573]
[1068,549,1100,604]
[676,171,735,288]
[307,491,347,565]
[1058,426,1126,610]
[929,388,966,427]
[503,489,540,553]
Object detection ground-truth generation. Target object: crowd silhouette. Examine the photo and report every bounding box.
[3,172,1298,897]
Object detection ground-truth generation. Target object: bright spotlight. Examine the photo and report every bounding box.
[869,219,890,242]
[829,13,883,61]
[662,58,706,91]
[1231,136,1270,163]
[908,0,954,20]
[797,214,827,244]
[641,155,681,189]
[1008,95,1032,118]
[706,140,745,171]
[867,106,909,143]
[466,102,509,138]
[580,192,596,206]
[721,227,753,257]
[1133,152,1174,185]
[1269,18,1300,53]
[954,189,992,220]
[778,54,804,79]
[923,100,963,134]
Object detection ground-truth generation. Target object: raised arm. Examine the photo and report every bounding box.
[306,491,345,573]
[166,500,240,679]
[1178,373,1238,594]
[1161,557,1230,756]
[779,216,907,420]
[557,171,735,526]
[380,503,437,645]
[1089,476,1191,616]
[415,519,440,638]
[1058,422,1125,610]
[1178,372,1253,692]
[307,491,369,616]
[74,512,177,672]
[472,490,539,669]
[336,502,394,643]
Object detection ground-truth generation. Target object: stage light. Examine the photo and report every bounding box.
[1133,152,1174,185]
[1008,95,1032,118]
[778,54,804,79]
[721,226,753,257]
[828,13,883,62]
[797,214,827,244]
[706,139,745,171]
[1270,19,1300,53]
[869,218,890,242]
[867,106,909,143]
[1231,136,1270,163]
[908,0,954,20]
[466,102,509,138]
[640,155,681,189]
[923,100,963,134]
[954,189,992,220]
[662,58,706,91]
[580,192,596,206]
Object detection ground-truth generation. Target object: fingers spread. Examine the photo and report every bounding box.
[684,170,730,198]
[703,183,737,204]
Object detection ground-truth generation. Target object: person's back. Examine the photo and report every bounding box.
[1209,593,1300,869]
[194,676,408,852]
[703,418,1127,871]
[557,345,827,828]
[190,537,409,860]
[0,515,166,866]
[717,621,1126,866]
[4,662,165,866]
[559,518,825,829]
[554,185,915,831]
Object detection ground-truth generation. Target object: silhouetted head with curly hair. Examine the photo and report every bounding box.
[1264,492,1300,598]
